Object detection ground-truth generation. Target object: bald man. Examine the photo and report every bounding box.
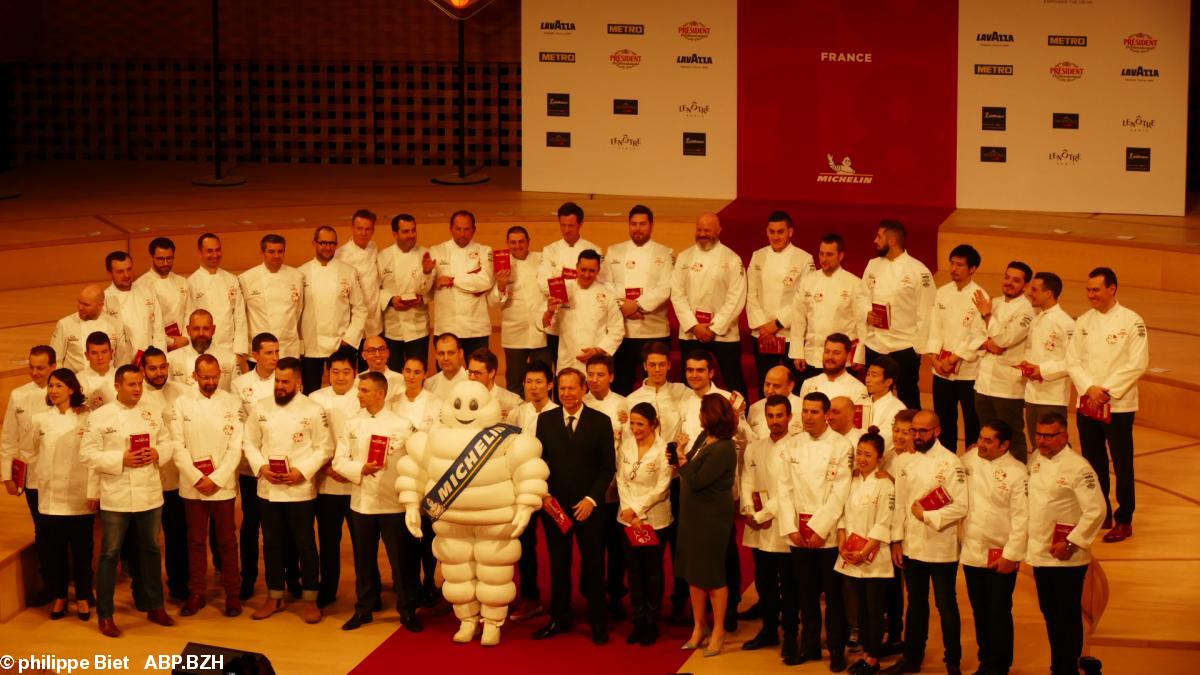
[671,213,748,395]
[360,335,405,407]
[747,366,803,439]
[828,396,864,448]
[50,284,132,371]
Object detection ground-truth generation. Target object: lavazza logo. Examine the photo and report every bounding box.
[610,49,642,69]
[1050,61,1083,81]
[678,21,711,41]
[818,153,874,184]
[1048,149,1081,165]
[1122,115,1156,131]
[539,20,575,34]
[1124,33,1158,53]
[679,101,711,117]
[1121,65,1160,81]
[677,53,714,68]
[609,134,641,150]
[976,31,1014,46]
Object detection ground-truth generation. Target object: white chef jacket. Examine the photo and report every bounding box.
[604,240,675,339]
[368,367,405,408]
[133,270,191,343]
[545,280,625,374]
[393,388,441,433]
[242,394,334,502]
[747,394,804,440]
[50,312,132,371]
[298,258,366,358]
[868,392,906,452]
[333,408,413,515]
[429,239,494,339]
[585,390,628,504]
[788,267,862,365]
[925,281,988,381]
[79,366,118,411]
[31,407,94,516]
[512,399,558,434]
[239,263,305,358]
[890,442,968,563]
[488,252,547,350]
[1025,446,1106,567]
[424,367,468,401]
[740,436,792,553]
[835,473,896,579]
[188,267,249,356]
[627,381,688,442]
[857,251,936,355]
[378,243,434,342]
[1066,302,1149,413]
[167,344,235,392]
[309,386,362,496]
[487,384,522,425]
[232,368,275,476]
[775,426,853,545]
[960,448,1028,567]
[170,388,243,501]
[677,384,744,450]
[615,433,672,530]
[0,381,51,488]
[105,284,166,354]
[336,239,383,338]
[538,237,607,337]
[975,294,1036,399]
[746,243,813,338]
[141,381,190,491]
[799,370,871,429]
[80,398,174,512]
[1024,305,1075,406]
[671,242,747,342]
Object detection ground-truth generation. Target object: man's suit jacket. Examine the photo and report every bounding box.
[536,405,616,509]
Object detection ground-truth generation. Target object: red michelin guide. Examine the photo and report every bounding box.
[842,532,877,565]
[368,435,389,465]
[268,456,291,474]
[130,433,150,453]
[193,457,215,476]
[624,523,659,547]
[797,513,815,540]
[561,267,578,280]
[871,302,891,330]
[694,310,714,324]
[543,496,573,533]
[10,458,27,491]
[1079,396,1111,424]
[1052,522,1074,546]
[492,249,511,274]
[624,288,642,300]
[917,485,953,511]
[165,323,182,338]
[987,547,1004,567]
[547,277,569,305]
[751,491,764,512]
[758,334,786,355]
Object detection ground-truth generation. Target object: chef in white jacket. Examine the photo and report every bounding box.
[604,205,675,395]
[671,213,748,395]
[133,237,191,352]
[171,355,244,616]
[240,234,304,358]
[540,249,625,375]
[1018,272,1075,450]
[864,357,906,453]
[335,209,384,340]
[429,210,494,357]
[971,262,1036,462]
[424,333,469,401]
[1065,266,1148,544]
[746,211,813,391]
[924,244,987,451]
[188,232,249,371]
[378,213,436,371]
[959,420,1028,675]
[466,348,522,424]
[167,309,236,391]
[297,226,367,394]
[241,357,333,623]
[103,250,166,357]
[392,353,441,433]
[625,341,688,443]
[537,201,607,365]
[50,284,132,371]
[798,334,871,429]
[488,226,550,398]
[78,333,119,411]
[789,233,862,383]
[1,346,54,504]
[855,221,935,410]
[747,365,804,440]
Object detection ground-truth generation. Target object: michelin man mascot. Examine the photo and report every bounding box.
[396,380,548,646]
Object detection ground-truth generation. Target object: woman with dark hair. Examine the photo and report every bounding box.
[675,393,738,657]
[33,368,95,620]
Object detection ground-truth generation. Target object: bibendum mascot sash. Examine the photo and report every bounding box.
[422,423,521,520]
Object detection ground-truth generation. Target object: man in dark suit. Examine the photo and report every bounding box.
[532,367,617,645]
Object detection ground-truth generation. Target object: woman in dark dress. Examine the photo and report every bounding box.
[674,393,738,657]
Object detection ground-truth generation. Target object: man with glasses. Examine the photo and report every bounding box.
[134,237,191,352]
[298,226,367,395]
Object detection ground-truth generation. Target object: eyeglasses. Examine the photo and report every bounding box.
[362,347,387,355]
[1035,431,1066,439]
[316,240,338,247]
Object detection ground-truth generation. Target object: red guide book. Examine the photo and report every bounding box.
[938,350,962,373]
[543,496,573,533]
[492,249,511,274]
[917,485,953,511]
[561,267,578,280]
[268,456,291,474]
[10,458,27,491]
[624,288,642,300]
[547,277,569,304]
[871,302,891,330]
[193,457,215,476]
[1079,396,1111,424]
[133,349,145,367]
[368,435,389,465]
[165,323,182,338]
[987,547,1004,566]
[843,532,878,563]
[758,334,786,355]
[130,433,150,453]
[797,512,815,540]
[1052,522,1075,546]
[624,524,660,547]
[694,310,713,324]
[751,491,764,512]
[853,404,864,429]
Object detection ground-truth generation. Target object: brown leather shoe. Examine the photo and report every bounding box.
[98,616,122,638]
[180,596,205,617]
[251,598,284,620]
[302,601,323,624]
[1102,523,1133,543]
[224,598,243,617]
[147,607,177,627]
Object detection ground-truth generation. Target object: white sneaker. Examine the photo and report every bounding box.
[481,623,501,646]
[452,618,479,643]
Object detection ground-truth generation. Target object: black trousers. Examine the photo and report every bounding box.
[843,575,888,659]
[458,336,491,363]
[790,547,847,655]
[517,513,542,601]
[349,510,420,614]
[316,493,356,604]
[613,337,663,396]
[679,339,747,397]
[259,498,319,598]
[23,490,50,600]
[1034,565,1088,675]
[603,502,627,603]
[964,564,1018,674]
[384,335,430,372]
[1078,411,1136,524]
[419,514,436,595]
[885,564,905,643]
[544,334,560,373]
[902,557,962,666]
[123,489,189,602]
[622,535,664,625]
[752,548,790,635]
[239,474,262,588]
[752,338,800,400]
[723,525,742,624]
[932,376,980,451]
[543,510,605,627]
[504,346,554,399]
[867,347,922,411]
[42,513,94,602]
[974,393,1028,463]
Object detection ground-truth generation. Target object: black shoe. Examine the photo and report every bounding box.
[781,637,800,666]
[736,603,762,621]
[531,620,571,640]
[880,659,922,674]
[50,604,68,620]
[399,610,423,633]
[831,651,848,672]
[591,624,609,645]
[608,601,627,621]
[239,581,255,601]
[879,641,905,657]
[169,591,190,605]
[723,615,738,633]
[743,630,780,650]
[625,624,645,645]
[641,621,658,646]
[420,588,439,609]
[342,613,372,631]
[854,661,881,675]
[317,596,335,610]
[945,665,961,675]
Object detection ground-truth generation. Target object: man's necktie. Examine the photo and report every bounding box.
[566,415,576,436]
